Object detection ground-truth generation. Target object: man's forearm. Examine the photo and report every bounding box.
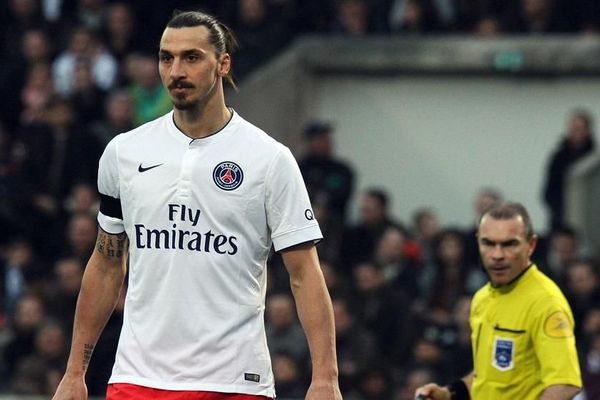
[539,384,581,400]
[64,234,127,376]
[283,245,338,380]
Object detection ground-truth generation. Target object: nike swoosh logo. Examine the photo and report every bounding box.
[138,163,163,173]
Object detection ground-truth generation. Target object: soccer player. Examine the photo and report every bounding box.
[415,202,581,400]
[52,10,342,400]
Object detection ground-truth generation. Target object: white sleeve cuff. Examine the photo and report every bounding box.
[98,211,125,234]
[272,224,323,252]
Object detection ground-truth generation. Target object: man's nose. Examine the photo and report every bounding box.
[170,58,186,80]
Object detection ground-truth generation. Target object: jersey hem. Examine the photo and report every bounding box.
[272,224,322,252]
[108,375,276,397]
[98,212,125,234]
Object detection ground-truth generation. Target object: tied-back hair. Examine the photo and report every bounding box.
[166,10,239,89]
[479,201,535,240]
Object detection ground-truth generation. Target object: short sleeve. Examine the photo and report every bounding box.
[265,147,322,252]
[532,297,582,389]
[97,138,125,234]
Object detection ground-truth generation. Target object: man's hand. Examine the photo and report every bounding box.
[52,373,87,400]
[306,379,342,400]
[414,383,451,400]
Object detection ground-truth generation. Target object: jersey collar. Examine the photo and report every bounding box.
[166,108,239,146]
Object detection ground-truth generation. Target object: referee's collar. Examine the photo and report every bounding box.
[490,263,536,294]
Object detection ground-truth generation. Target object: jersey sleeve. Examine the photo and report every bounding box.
[531,296,582,389]
[97,138,125,234]
[265,147,322,252]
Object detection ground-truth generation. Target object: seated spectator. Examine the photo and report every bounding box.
[61,213,98,263]
[271,351,307,399]
[354,367,394,400]
[331,0,372,36]
[102,2,145,63]
[333,296,380,394]
[2,295,46,384]
[512,0,579,33]
[564,259,600,340]
[231,0,293,79]
[9,320,67,395]
[351,261,414,366]
[463,187,503,266]
[52,26,118,96]
[69,58,107,123]
[1,238,47,321]
[387,0,441,33]
[126,52,172,126]
[541,226,582,287]
[265,293,309,363]
[374,226,421,298]
[89,89,135,146]
[341,188,405,268]
[43,258,84,336]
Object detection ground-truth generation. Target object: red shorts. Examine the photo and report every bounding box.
[106,383,273,400]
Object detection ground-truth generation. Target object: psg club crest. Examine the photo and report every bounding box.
[492,337,515,371]
[213,161,244,191]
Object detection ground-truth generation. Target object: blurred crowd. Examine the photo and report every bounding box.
[1,0,600,399]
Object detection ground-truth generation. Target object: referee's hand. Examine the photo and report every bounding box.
[414,383,451,400]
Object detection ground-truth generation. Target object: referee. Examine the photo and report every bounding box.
[416,202,581,400]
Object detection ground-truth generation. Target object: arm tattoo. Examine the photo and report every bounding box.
[96,231,127,259]
[83,343,94,371]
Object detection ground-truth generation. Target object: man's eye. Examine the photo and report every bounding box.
[187,55,199,62]
[160,55,172,62]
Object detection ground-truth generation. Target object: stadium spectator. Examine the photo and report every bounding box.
[61,213,97,263]
[89,89,135,146]
[541,226,582,287]
[0,239,47,321]
[265,293,309,363]
[374,226,421,298]
[69,58,107,123]
[299,121,355,224]
[102,2,143,63]
[341,188,405,268]
[463,187,503,266]
[351,261,415,367]
[9,320,67,395]
[125,52,172,125]
[564,259,600,340]
[333,296,380,394]
[2,295,46,384]
[271,352,307,399]
[386,0,442,33]
[331,0,372,36]
[230,0,293,79]
[43,258,84,335]
[52,26,118,96]
[543,109,596,231]
[396,367,436,400]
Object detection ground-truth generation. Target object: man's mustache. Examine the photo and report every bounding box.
[168,80,195,90]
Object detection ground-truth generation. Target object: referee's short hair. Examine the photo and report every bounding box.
[479,201,534,240]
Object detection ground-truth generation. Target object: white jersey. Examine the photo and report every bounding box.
[97,110,321,397]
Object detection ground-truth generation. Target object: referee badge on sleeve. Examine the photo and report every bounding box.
[492,337,515,371]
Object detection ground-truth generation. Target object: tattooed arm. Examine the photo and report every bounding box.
[53,228,128,400]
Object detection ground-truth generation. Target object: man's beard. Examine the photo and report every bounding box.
[170,76,218,111]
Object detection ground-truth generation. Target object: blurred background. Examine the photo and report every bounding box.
[1,0,600,399]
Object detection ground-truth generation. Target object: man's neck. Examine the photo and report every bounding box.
[173,100,231,139]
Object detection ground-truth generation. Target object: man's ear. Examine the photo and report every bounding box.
[217,53,231,77]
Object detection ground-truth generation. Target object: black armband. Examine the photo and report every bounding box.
[447,379,470,400]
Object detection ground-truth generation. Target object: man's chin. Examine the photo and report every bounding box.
[173,100,195,110]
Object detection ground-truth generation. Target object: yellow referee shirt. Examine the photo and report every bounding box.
[470,264,581,399]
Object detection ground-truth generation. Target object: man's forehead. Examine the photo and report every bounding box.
[479,215,526,238]
[159,26,212,51]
